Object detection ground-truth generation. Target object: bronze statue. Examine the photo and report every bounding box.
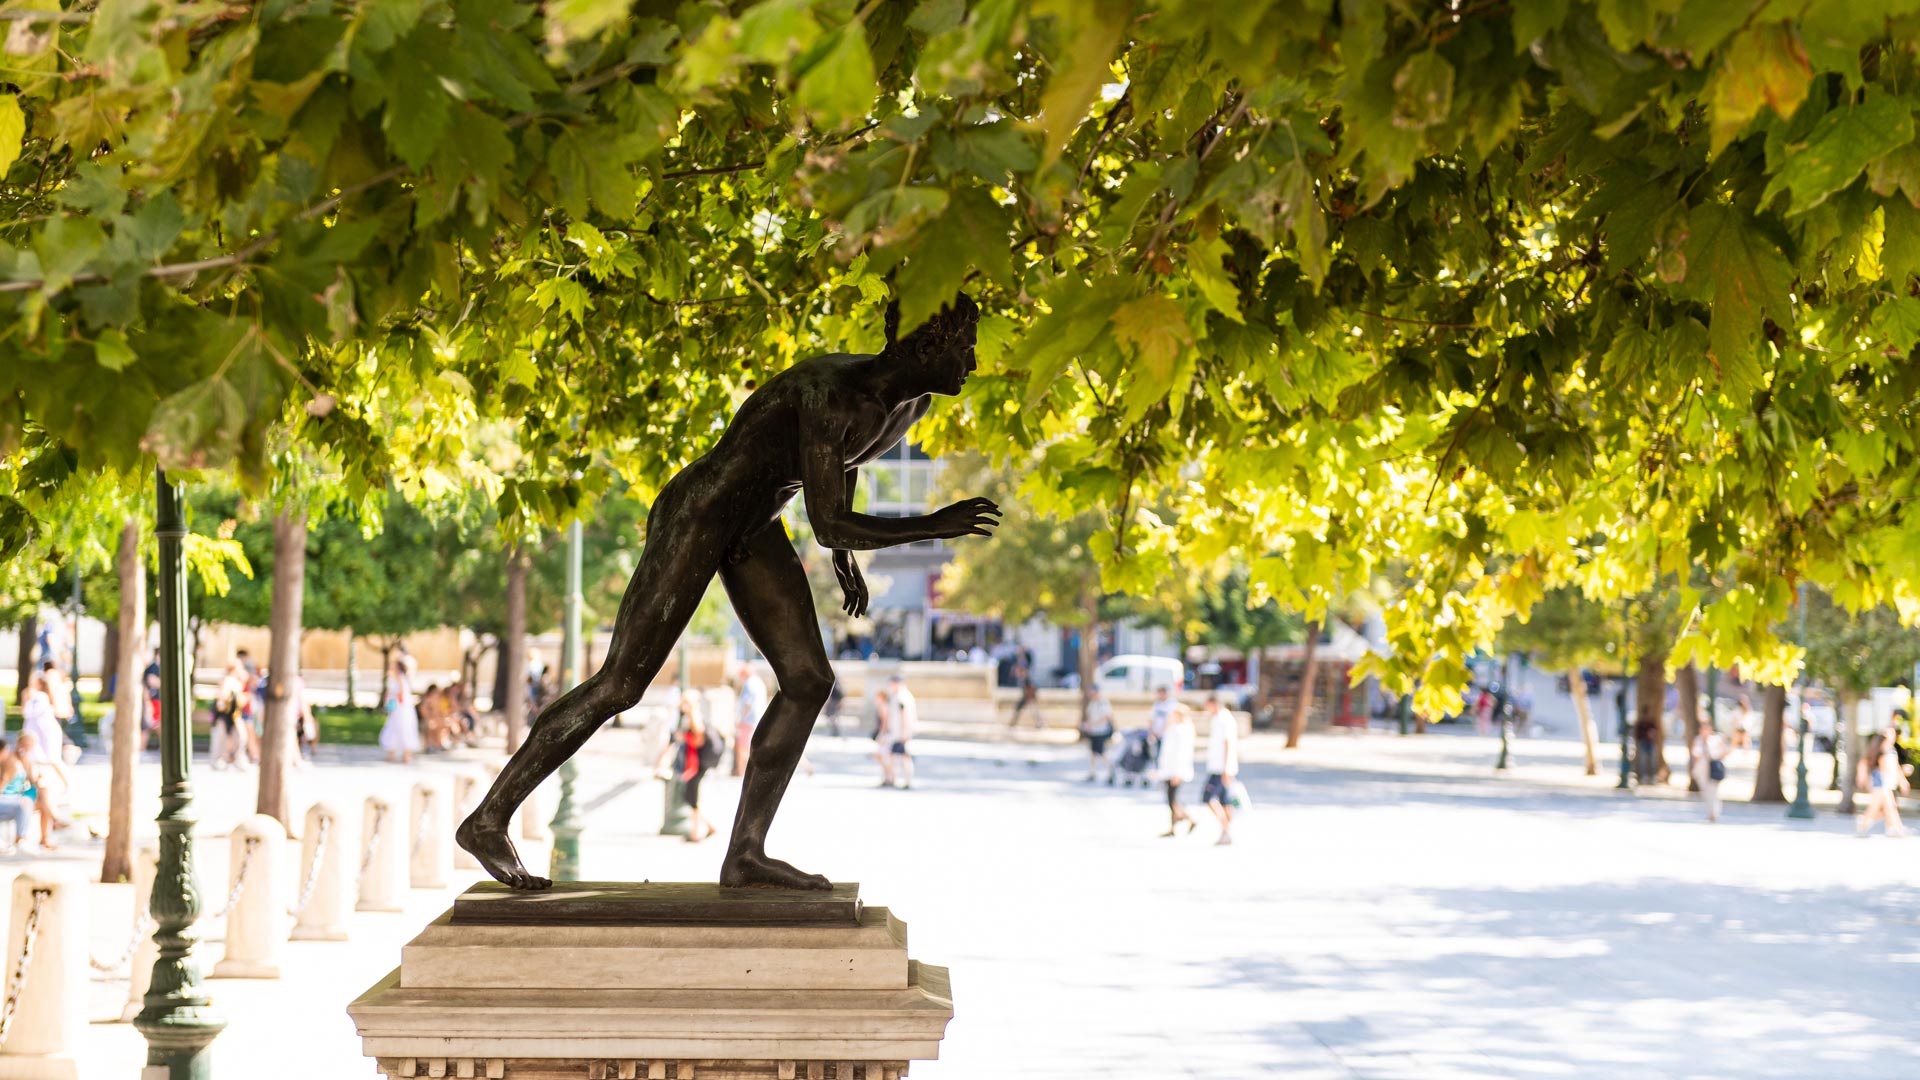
[457,296,998,890]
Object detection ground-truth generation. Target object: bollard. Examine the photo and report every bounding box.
[356,794,406,913]
[409,781,452,890]
[0,870,85,1079]
[291,802,351,941]
[452,771,487,871]
[120,842,159,1021]
[213,813,288,978]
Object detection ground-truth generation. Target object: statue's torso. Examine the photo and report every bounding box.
[664,354,930,541]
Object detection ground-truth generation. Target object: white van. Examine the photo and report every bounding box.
[1095,655,1185,694]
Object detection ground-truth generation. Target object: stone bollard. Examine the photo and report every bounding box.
[409,781,452,890]
[357,794,406,913]
[452,771,487,871]
[120,842,160,1021]
[291,802,351,941]
[0,870,85,1079]
[213,813,287,979]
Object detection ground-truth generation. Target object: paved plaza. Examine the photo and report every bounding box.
[15,718,1919,1079]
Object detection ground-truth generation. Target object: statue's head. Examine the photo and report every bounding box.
[885,293,980,396]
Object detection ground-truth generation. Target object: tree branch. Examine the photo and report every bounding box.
[0,166,406,295]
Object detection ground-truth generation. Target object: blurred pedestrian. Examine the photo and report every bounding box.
[40,661,73,736]
[1155,702,1197,837]
[210,661,247,769]
[1080,686,1115,784]
[0,736,57,851]
[735,662,769,776]
[0,738,35,852]
[19,673,64,768]
[380,653,421,764]
[1200,694,1240,846]
[1690,718,1728,823]
[872,678,897,787]
[1473,685,1495,735]
[293,673,319,761]
[885,673,916,790]
[655,695,718,843]
[1856,725,1910,838]
[1008,660,1039,728]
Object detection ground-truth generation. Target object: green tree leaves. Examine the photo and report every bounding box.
[1763,95,1916,213]
[1680,203,1795,393]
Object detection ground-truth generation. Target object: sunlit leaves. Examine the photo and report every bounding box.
[1707,23,1813,153]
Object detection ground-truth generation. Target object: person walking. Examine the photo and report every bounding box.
[1007,660,1040,728]
[655,695,719,843]
[885,673,917,789]
[1856,725,1910,838]
[1690,719,1729,823]
[872,678,897,787]
[1080,686,1116,783]
[1155,702,1197,837]
[735,663,769,777]
[18,673,64,768]
[379,653,422,764]
[1200,694,1240,846]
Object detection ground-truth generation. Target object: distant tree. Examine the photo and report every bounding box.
[936,452,1106,719]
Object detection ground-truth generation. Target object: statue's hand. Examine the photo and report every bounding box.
[834,549,869,617]
[929,496,1001,540]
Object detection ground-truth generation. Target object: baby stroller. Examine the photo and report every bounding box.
[1114,729,1155,787]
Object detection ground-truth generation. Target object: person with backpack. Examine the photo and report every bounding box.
[655,695,721,843]
[1690,717,1729,823]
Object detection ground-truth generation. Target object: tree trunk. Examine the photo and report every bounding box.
[102,519,144,884]
[1676,663,1701,792]
[1076,591,1099,723]
[1837,688,1859,815]
[1634,649,1669,783]
[1752,683,1788,803]
[1285,621,1320,749]
[345,632,357,707]
[256,511,306,828]
[14,611,33,705]
[100,623,120,702]
[504,546,529,750]
[1570,672,1599,776]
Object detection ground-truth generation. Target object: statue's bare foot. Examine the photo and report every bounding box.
[456,813,551,891]
[720,848,831,890]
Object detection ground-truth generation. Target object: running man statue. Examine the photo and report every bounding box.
[456,296,999,890]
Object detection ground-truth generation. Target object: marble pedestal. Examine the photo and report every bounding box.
[348,883,953,1080]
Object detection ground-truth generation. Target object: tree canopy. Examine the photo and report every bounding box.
[5,1,1920,709]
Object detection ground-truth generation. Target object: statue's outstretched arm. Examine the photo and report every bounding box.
[800,423,999,550]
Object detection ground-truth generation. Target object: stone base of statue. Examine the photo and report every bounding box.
[348,882,953,1080]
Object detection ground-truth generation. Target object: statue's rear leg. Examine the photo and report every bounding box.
[459,522,720,889]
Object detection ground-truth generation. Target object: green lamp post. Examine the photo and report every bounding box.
[1788,582,1815,820]
[133,469,225,1079]
[549,519,585,881]
[660,645,692,837]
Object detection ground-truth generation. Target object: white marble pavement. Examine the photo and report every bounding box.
[4,718,1916,1079]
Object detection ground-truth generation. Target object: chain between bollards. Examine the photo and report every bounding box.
[0,888,50,1046]
[287,816,331,918]
[210,836,260,920]
[92,908,155,975]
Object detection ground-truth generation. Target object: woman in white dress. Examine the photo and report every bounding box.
[379,654,422,764]
[1155,703,1197,837]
